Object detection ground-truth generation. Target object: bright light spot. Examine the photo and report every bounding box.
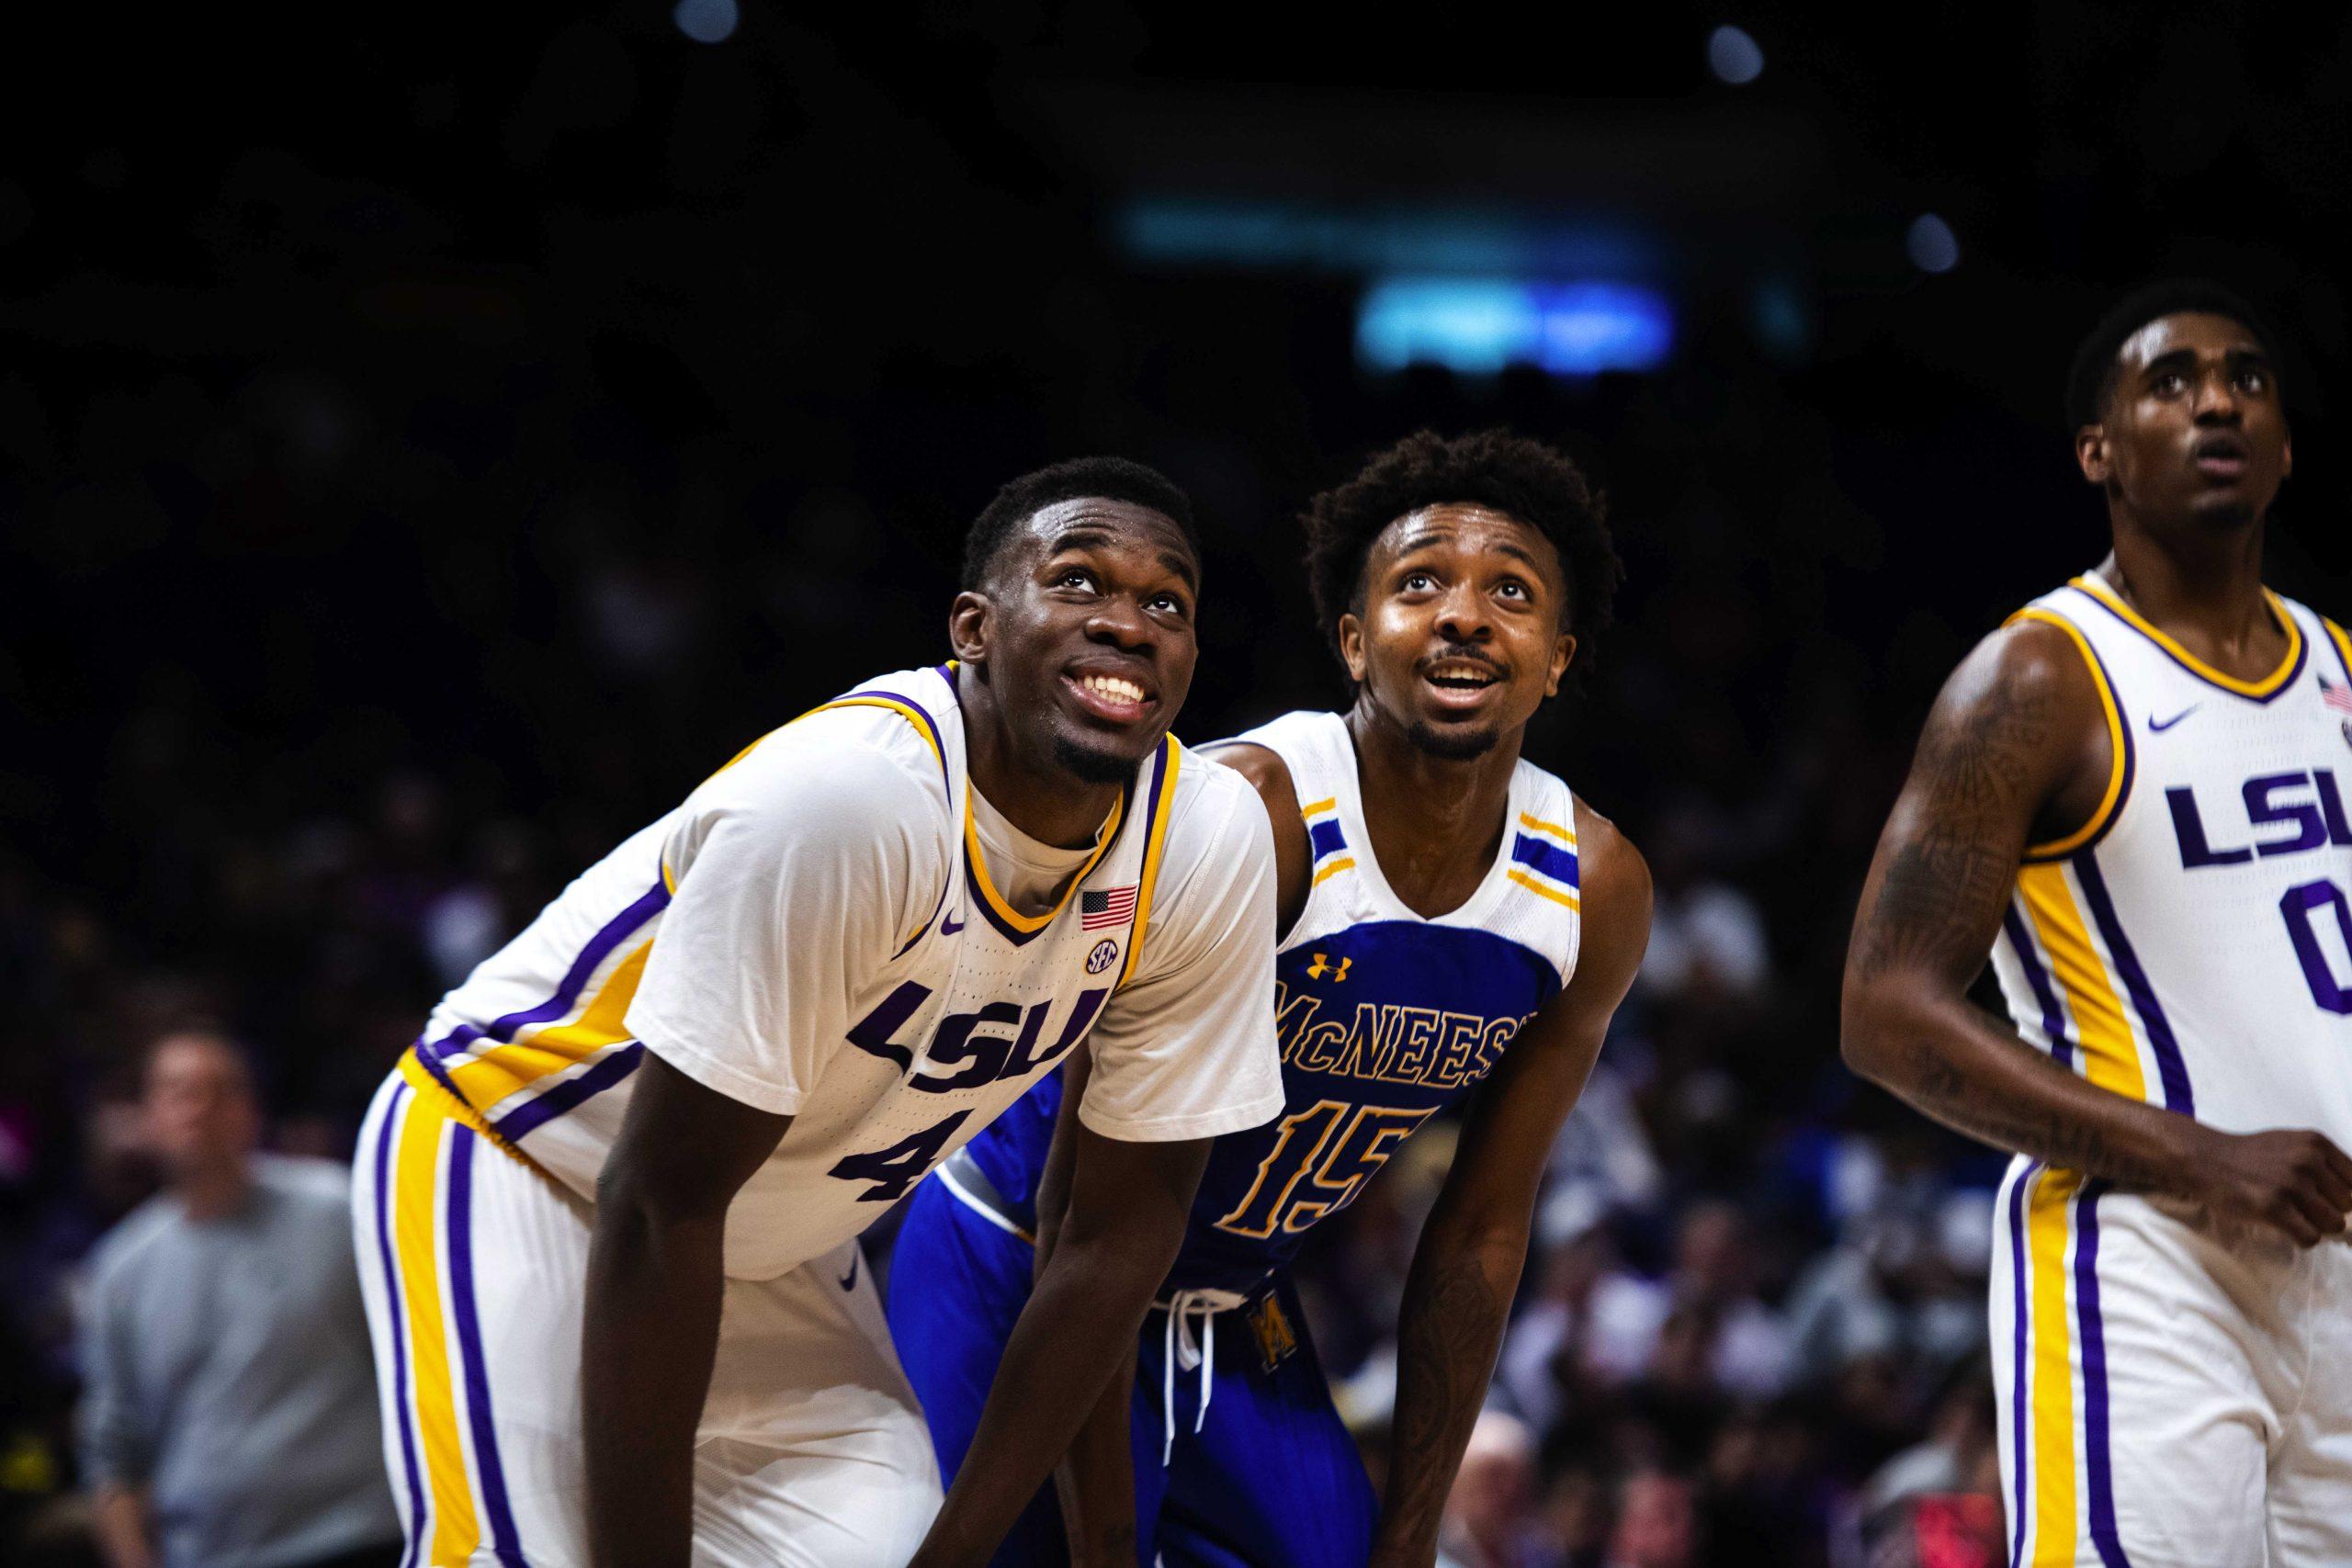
[1707,26,1765,85]
[1906,213,1961,274]
[673,0,738,44]
[1358,279,1675,377]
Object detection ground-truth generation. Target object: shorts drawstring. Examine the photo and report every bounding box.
[1158,1288,1245,1464]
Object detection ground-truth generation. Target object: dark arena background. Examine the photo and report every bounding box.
[5,5,2349,1565]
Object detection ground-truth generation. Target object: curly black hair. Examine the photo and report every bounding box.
[1302,428,1620,671]
[961,456,1198,590]
[2064,278,2282,431]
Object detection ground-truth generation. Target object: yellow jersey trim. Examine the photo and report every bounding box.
[1118,737,1183,987]
[963,787,1126,937]
[1312,855,1356,886]
[2067,574,2302,698]
[1507,868,1582,910]
[2007,607,2128,861]
[1517,810,1577,843]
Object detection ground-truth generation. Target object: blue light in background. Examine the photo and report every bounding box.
[1707,26,1766,85]
[1116,199,1659,278]
[673,0,738,44]
[1358,279,1675,376]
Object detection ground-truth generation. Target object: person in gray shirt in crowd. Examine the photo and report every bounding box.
[79,1030,400,1568]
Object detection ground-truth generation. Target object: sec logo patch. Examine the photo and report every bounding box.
[1086,939,1119,974]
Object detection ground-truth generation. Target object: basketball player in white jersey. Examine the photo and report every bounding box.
[350,457,1284,1568]
[1844,280,2352,1566]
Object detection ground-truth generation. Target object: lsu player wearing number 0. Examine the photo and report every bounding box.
[1846,282,2352,1566]
[888,430,1653,1567]
[350,457,1286,1568]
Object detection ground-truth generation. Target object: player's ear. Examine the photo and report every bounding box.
[948,591,992,664]
[2075,423,2110,485]
[1337,613,1367,685]
[1546,631,1577,698]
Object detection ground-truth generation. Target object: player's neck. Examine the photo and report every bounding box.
[1344,702,1519,916]
[957,681,1126,850]
[2098,511,2275,653]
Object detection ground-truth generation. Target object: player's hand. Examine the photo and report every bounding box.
[2187,1126,2352,1247]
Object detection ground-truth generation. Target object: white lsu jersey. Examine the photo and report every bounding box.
[1987,575,2352,1150]
[403,662,1284,1280]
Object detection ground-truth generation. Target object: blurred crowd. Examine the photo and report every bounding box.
[5,306,2039,1567]
[7,82,2270,1560]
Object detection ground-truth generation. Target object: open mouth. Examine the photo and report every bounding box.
[1063,668,1159,725]
[1420,659,1503,706]
[2193,434,2249,482]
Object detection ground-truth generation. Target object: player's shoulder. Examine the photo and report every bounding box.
[1940,592,2109,722]
[1163,739,1270,852]
[2272,588,2352,649]
[1568,793,1651,924]
[686,672,956,824]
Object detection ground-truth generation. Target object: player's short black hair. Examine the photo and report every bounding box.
[960,457,1199,591]
[2065,278,2283,430]
[1302,428,1620,666]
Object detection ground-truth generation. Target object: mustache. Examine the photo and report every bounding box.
[1414,644,1505,676]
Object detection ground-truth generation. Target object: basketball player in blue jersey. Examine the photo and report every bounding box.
[350,457,1288,1568]
[888,429,1654,1567]
[1845,281,2352,1566]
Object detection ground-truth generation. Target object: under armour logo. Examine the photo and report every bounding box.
[1305,953,1351,982]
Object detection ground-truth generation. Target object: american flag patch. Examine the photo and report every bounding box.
[1082,886,1137,929]
[2324,677,2352,716]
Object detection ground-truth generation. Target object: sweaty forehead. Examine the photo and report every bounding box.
[1010,497,1195,573]
[1374,502,1564,582]
[2119,311,2265,368]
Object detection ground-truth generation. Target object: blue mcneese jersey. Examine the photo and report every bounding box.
[957,709,1583,1293]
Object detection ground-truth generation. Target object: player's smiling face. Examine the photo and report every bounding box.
[960,498,1199,784]
[1341,503,1573,760]
[2082,310,2291,530]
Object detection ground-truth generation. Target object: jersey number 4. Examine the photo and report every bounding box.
[1214,1100,1436,1239]
[828,1111,971,1202]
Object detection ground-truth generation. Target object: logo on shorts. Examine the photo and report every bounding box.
[1085,939,1119,974]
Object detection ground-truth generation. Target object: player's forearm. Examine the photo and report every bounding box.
[910,1226,1179,1568]
[1369,1220,1526,1567]
[1053,1338,1140,1567]
[580,1192,729,1568]
[1842,977,2210,1190]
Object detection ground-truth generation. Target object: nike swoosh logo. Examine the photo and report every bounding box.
[941,908,965,935]
[2149,705,2199,733]
[839,1252,860,1292]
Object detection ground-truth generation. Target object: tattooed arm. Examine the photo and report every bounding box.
[1842,619,2352,1242]
[1368,808,1650,1568]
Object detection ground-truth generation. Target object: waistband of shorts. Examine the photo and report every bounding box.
[397,1045,552,1179]
[937,1148,1275,1310]
[937,1146,1039,1245]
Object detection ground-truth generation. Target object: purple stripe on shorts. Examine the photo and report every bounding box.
[483,876,672,1044]
[2071,852,2194,1114]
[372,1082,428,1568]
[492,1042,646,1142]
[2001,904,2076,1071]
[2007,1165,2030,1568]
[446,1131,527,1568]
[2075,1180,2132,1567]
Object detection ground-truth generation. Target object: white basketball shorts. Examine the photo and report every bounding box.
[1991,1159,2352,1567]
[351,1064,943,1568]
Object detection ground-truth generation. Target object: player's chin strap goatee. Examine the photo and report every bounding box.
[1159,1287,1242,1463]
